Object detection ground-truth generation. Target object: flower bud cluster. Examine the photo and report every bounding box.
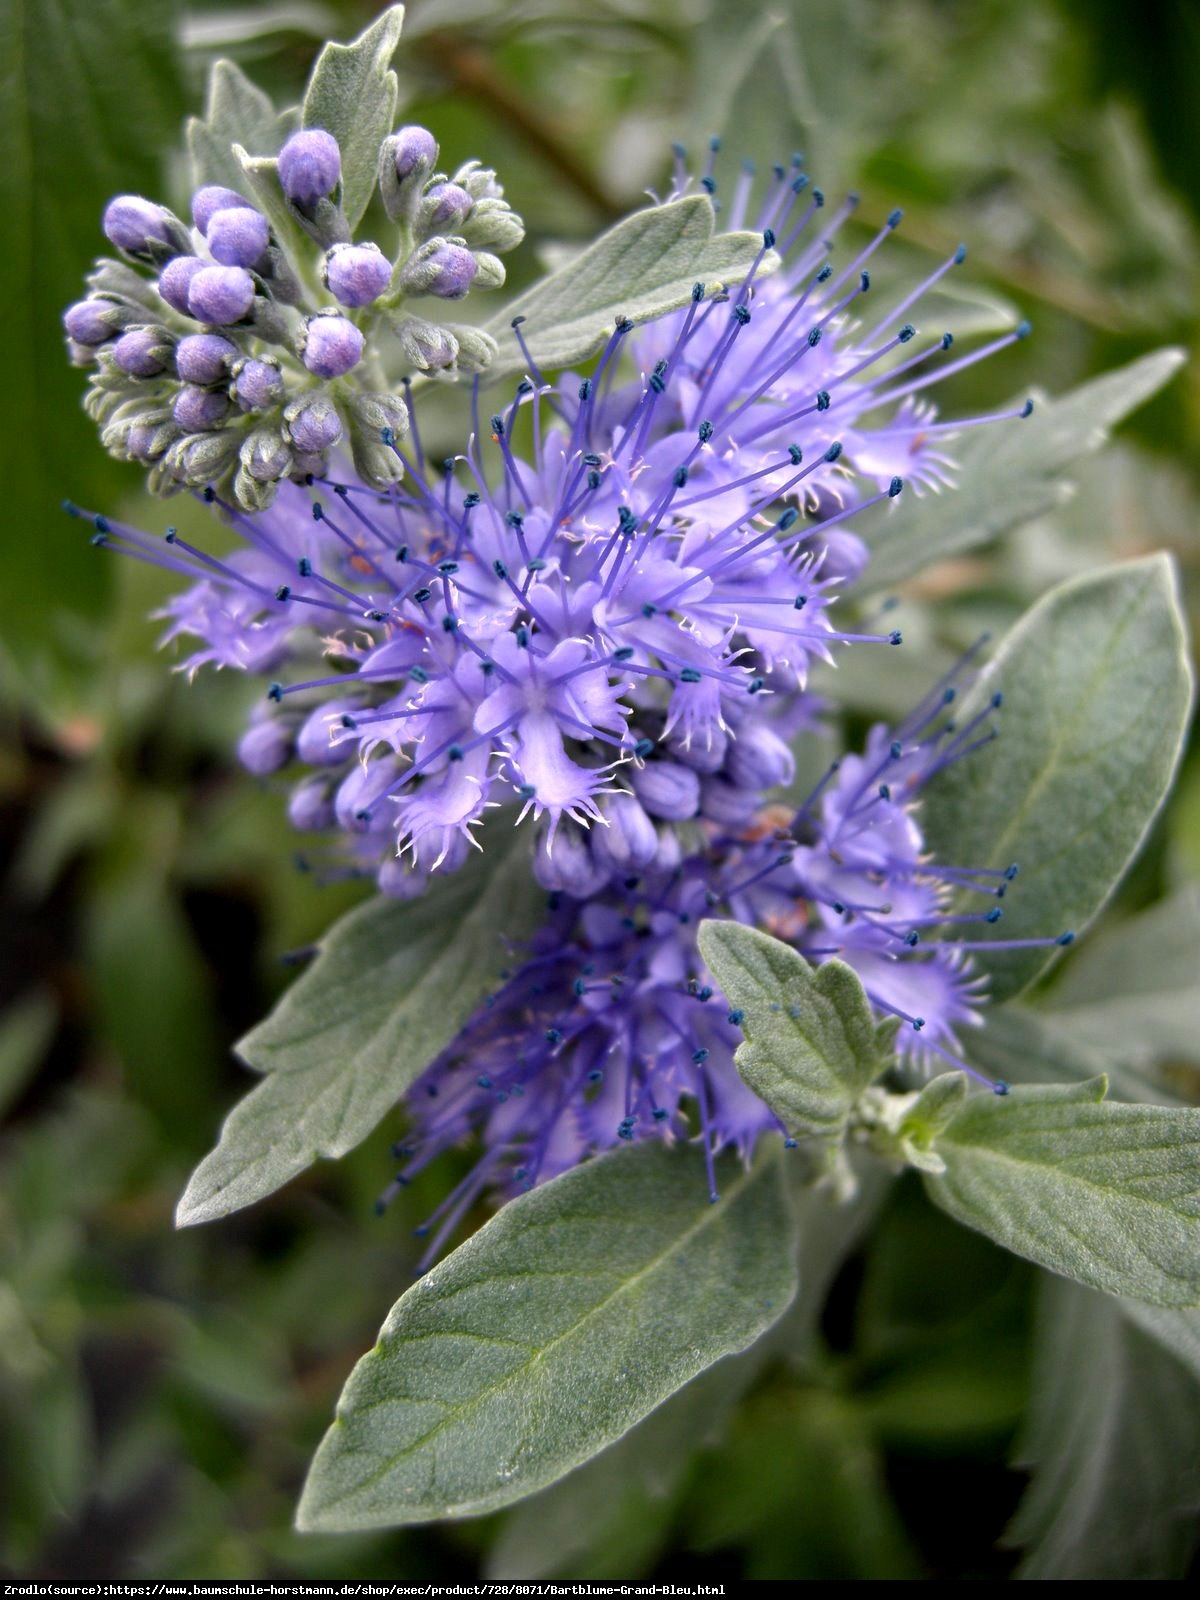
[67,121,524,510]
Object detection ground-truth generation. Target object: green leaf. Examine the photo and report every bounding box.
[697,921,883,1144]
[1008,1275,1200,1578]
[301,4,405,232]
[922,555,1193,1002]
[486,1167,889,1579]
[176,829,541,1227]
[861,348,1185,588]
[1042,887,1200,1067]
[925,1077,1200,1305]
[0,0,187,683]
[483,197,774,380]
[296,1142,797,1529]
[685,1388,921,1580]
[187,57,297,194]
[964,1002,1185,1108]
[1120,1300,1200,1385]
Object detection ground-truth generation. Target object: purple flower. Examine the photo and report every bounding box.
[103,195,171,253]
[191,185,250,234]
[231,358,283,411]
[173,384,230,431]
[176,333,236,385]
[205,206,270,268]
[157,255,208,315]
[63,300,117,346]
[187,265,256,325]
[112,327,172,378]
[301,313,364,377]
[399,240,478,299]
[324,242,393,307]
[278,129,341,205]
[392,125,437,178]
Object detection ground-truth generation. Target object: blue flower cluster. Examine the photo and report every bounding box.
[69,139,1062,1241]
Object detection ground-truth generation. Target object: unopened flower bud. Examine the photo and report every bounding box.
[532,826,607,898]
[297,699,361,765]
[231,357,283,412]
[173,384,230,431]
[164,428,239,484]
[157,255,207,315]
[112,327,173,377]
[398,240,478,300]
[324,241,392,307]
[206,206,270,268]
[699,775,759,827]
[285,392,343,454]
[63,299,119,346]
[278,129,341,205]
[726,722,795,791]
[103,195,170,253]
[390,314,459,371]
[631,760,701,821]
[592,792,658,872]
[669,728,727,772]
[175,333,236,385]
[239,426,292,483]
[377,856,431,900]
[440,323,498,374]
[469,250,506,290]
[238,716,292,775]
[188,264,255,324]
[191,185,250,233]
[288,776,336,832]
[460,197,525,253]
[420,182,473,231]
[393,125,437,178]
[301,312,363,377]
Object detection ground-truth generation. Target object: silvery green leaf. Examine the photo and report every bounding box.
[176,829,541,1227]
[301,4,405,232]
[1042,887,1200,1067]
[922,555,1193,1002]
[1120,1300,1200,1384]
[487,1332,772,1580]
[188,57,297,194]
[296,1142,797,1529]
[485,1162,889,1579]
[862,348,1185,588]
[234,147,307,258]
[1008,1276,1200,1578]
[483,197,774,381]
[964,1003,1185,1108]
[697,921,883,1146]
[924,1076,1200,1305]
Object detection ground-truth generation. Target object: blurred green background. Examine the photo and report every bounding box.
[1,0,1198,1579]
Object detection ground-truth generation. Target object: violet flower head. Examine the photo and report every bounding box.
[67,139,1062,1256]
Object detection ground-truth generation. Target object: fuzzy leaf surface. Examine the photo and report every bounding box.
[862,348,1185,587]
[922,555,1193,1001]
[301,4,405,230]
[483,197,772,379]
[177,831,540,1226]
[697,921,882,1142]
[297,1143,797,1529]
[1009,1276,1200,1578]
[187,57,296,193]
[925,1077,1200,1305]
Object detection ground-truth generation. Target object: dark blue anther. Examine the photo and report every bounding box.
[727,1009,744,1026]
